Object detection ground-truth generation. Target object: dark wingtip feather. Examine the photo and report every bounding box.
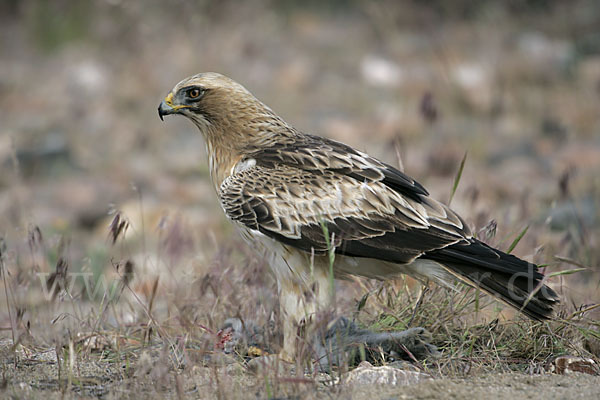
[425,239,559,320]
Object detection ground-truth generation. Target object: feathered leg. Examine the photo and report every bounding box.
[276,255,331,362]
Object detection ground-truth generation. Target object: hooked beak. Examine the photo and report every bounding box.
[158,92,185,121]
[158,100,174,121]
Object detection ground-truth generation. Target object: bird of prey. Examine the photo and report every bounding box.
[158,72,559,362]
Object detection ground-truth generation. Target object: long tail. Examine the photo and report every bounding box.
[423,239,559,320]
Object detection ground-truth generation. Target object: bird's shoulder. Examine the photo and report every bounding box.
[244,133,429,202]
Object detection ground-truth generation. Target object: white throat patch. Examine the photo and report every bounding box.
[232,158,257,175]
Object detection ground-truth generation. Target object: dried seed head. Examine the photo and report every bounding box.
[108,211,130,244]
[27,225,43,251]
[121,260,135,286]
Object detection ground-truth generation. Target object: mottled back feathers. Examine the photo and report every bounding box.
[220,134,470,264]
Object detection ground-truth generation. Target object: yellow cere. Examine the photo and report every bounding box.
[164,92,191,111]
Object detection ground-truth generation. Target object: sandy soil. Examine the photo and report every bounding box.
[4,347,599,400]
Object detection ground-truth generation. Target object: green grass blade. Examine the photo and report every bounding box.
[506,225,529,254]
[320,220,336,303]
[448,151,467,206]
[357,292,369,312]
[547,267,587,278]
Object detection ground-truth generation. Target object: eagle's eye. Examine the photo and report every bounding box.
[187,88,202,99]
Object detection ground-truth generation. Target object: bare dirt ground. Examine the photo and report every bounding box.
[1,1,599,398]
[4,348,600,400]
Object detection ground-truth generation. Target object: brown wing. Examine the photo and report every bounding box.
[246,133,430,202]
[219,158,470,264]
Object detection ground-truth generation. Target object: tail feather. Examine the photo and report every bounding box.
[424,239,559,320]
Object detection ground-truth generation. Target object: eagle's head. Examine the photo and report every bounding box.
[158,72,292,187]
[158,72,275,134]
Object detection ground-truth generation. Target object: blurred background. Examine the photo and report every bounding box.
[1,0,599,342]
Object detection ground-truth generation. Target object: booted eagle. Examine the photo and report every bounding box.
[159,73,558,361]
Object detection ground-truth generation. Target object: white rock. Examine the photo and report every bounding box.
[361,55,404,87]
[342,361,433,386]
[451,62,488,90]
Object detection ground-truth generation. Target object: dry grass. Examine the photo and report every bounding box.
[1,209,598,398]
[1,156,598,398]
[1,1,599,398]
